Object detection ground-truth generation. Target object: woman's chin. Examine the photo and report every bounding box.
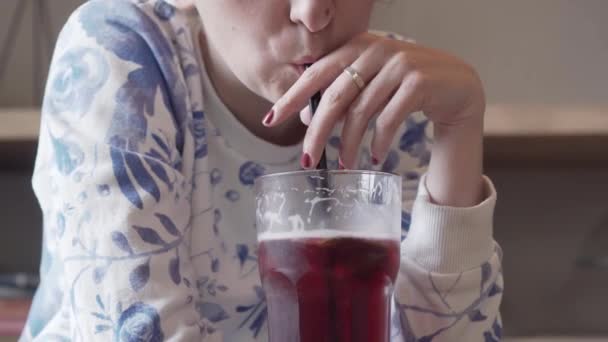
[261,68,300,101]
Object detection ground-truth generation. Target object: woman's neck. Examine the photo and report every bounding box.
[199,33,306,147]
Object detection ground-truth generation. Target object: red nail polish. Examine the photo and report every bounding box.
[300,153,312,169]
[371,156,380,166]
[263,109,274,126]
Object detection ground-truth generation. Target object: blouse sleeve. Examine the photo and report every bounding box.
[379,97,503,342]
[27,1,205,340]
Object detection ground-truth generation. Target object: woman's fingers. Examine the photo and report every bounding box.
[371,74,425,162]
[302,44,387,168]
[264,48,354,127]
[339,57,403,169]
[301,65,367,167]
[265,34,377,128]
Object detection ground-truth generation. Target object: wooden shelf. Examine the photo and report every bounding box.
[484,104,608,137]
[0,105,606,167]
[0,108,40,142]
[1,105,607,142]
[483,104,608,166]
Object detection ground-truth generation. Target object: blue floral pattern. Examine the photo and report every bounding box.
[116,302,164,342]
[239,161,266,186]
[87,297,165,342]
[191,111,208,159]
[22,1,503,341]
[153,0,175,21]
[44,48,109,119]
[50,133,85,176]
[236,286,268,338]
[399,117,432,167]
[394,258,503,341]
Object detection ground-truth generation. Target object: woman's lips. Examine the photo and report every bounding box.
[293,56,317,65]
[291,64,307,76]
[291,55,318,76]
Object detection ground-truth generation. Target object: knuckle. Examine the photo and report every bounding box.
[394,51,414,70]
[375,115,399,134]
[349,103,375,124]
[348,100,368,119]
[325,89,344,106]
[349,108,367,121]
[371,40,391,56]
[385,59,406,79]
[302,67,320,83]
[408,71,427,90]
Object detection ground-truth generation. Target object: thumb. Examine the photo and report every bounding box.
[299,106,313,126]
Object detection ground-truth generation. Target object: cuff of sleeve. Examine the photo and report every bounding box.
[402,174,497,274]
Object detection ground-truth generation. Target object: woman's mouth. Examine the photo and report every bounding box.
[290,56,318,76]
[291,64,307,76]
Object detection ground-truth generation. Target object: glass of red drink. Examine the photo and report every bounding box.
[255,170,402,342]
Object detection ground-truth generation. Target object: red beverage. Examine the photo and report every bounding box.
[258,232,400,342]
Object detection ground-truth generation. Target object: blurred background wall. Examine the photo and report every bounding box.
[371,0,608,107]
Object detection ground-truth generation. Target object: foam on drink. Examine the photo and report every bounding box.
[258,228,399,243]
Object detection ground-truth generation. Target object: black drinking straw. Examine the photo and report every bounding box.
[306,64,328,170]
[306,65,338,342]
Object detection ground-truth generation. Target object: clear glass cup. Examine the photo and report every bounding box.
[255,170,402,342]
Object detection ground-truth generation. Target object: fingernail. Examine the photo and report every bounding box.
[262,109,275,126]
[338,158,345,170]
[371,156,380,166]
[301,153,312,169]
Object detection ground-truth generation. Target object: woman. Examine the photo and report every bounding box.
[22,0,503,341]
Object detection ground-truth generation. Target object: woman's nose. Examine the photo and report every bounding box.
[290,0,335,33]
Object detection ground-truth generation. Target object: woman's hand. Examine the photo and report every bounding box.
[264,32,486,206]
[263,32,484,166]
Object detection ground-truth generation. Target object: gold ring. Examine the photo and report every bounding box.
[344,66,366,90]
